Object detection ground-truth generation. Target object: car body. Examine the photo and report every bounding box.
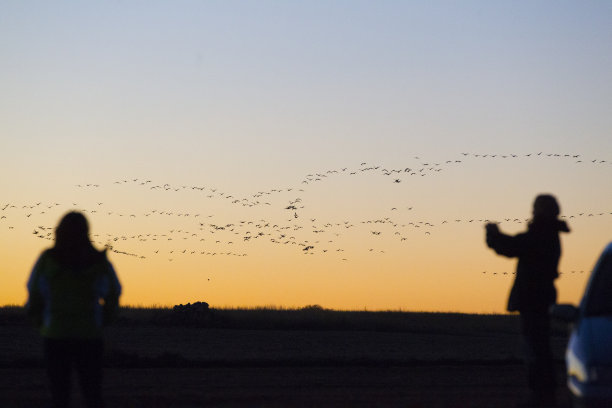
[553,242,612,408]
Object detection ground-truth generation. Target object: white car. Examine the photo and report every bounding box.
[553,242,612,408]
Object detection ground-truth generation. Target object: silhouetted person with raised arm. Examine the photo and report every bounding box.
[486,195,569,408]
[26,211,121,408]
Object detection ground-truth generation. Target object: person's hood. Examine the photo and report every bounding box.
[529,218,570,233]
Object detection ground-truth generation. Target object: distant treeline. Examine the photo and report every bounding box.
[2,305,570,336]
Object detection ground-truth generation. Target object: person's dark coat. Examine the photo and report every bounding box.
[486,218,570,312]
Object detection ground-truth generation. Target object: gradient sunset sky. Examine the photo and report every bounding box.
[1,1,611,313]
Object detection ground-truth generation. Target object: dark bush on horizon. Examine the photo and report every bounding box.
[301,304,325,311]
[167,301,211,326]
[173,301,209,313]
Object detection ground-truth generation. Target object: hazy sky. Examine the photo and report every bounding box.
[1,1,611,312]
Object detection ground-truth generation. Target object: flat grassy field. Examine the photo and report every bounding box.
[0,306,574,407]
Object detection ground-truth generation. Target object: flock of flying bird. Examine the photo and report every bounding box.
[2,151,610,277]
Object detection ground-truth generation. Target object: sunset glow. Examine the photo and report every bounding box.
[2,1,611,313]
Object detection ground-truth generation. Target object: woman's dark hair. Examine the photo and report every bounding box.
[50,211,105,269]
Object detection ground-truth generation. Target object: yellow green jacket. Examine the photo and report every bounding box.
[26,249,121,338]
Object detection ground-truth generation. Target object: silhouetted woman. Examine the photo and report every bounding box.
[486,195,569,407]
[27,212,121,408]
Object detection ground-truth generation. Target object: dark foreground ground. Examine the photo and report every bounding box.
[0,307,574,407]
[1,364,573,408]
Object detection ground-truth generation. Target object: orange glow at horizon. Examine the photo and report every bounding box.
[2,154,609,314]
[2,2,610,314]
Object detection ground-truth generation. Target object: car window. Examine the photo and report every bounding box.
[584,252,612,316]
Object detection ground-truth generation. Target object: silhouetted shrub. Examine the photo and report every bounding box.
[301,304,325,311]
[173,301,209,313]
[167,302,211,326]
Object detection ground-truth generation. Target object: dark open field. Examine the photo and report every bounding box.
[0,306,574,407]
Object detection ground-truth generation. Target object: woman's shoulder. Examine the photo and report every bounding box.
[97,248,111,265]
[37,248,58,264]
[32,249,62,276]
[89,249,114,271]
